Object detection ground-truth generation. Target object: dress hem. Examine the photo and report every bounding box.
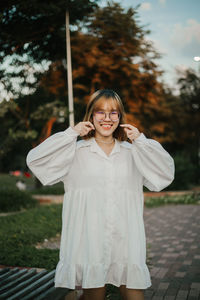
[54,281,152,290]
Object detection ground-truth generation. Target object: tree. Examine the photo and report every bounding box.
[70,2,171,142]
[0,0,98,61]
[160,68,200,187]
[176,69,200,181]
[0,0,99,172]
[0,1,175,172]
[0,0,99,99]
[0,87,68,172]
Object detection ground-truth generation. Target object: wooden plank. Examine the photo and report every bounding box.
[0,269,35,294]
[21,278,54,300]
[7,270,55,300]
[0,268,10,276]
[0,270,47,299]
[0,268,74,300]
[0,268,18,284]
[0,269,27,287]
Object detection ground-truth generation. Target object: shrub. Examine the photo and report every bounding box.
[169,151,197,190]
[0,173,35,189]
[31,182,64,195]
[145,192,200,208]
[0,187,38,212]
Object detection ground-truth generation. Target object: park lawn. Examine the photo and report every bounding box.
[0,173,64,195]
[0,204,62,270]
[144,192,200,207]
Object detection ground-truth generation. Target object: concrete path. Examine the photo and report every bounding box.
[144,204,200,300]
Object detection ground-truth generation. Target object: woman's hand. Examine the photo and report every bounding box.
[120,124,141,141]
[73,121,95,137]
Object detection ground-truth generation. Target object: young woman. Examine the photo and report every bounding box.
[26,89,174,300]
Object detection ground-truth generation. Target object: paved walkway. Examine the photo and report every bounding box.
[33,204,200,299]
[143,204,200,300]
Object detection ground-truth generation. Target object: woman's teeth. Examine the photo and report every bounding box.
[101,124,112,129]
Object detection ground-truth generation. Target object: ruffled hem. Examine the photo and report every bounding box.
[54,261,151,289]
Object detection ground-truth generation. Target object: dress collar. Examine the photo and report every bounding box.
[90,137,120,159]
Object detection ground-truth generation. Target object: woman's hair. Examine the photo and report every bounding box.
[82,89,128,141]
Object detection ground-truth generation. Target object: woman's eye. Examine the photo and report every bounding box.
[97,111,104,114]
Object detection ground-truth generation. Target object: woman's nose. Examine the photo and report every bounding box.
[104,113,111,121]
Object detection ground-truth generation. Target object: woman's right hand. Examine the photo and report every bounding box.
[72,121,95,137]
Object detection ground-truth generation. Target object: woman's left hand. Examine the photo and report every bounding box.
[120,124,141,141]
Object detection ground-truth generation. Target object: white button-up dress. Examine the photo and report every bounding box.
[26,126,175,289]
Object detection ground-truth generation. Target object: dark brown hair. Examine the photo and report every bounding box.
[82,89,128,141]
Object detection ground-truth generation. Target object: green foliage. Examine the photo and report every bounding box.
[164,69,200,185]
[0,0,98,61]
[145,192,200,208]
[170,151,197,190]
[0,1,174,173]
[0,205,62,269]
[0,173,20,187]
[0,173,64,196]
[31,183,64,195]
[0,187,38,212]
[0,173,35,188]
[0,0,199,190]
[71,2,166,137]
[0,246,59,271]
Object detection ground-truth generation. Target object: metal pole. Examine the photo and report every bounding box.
[66,10,74,127]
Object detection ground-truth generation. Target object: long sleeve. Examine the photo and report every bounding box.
[26,127,79,185]
[131,133,175,192]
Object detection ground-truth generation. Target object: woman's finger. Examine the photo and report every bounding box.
[84,121,95,129]
[120,124,135,129]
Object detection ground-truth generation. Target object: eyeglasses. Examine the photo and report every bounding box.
[93,111,120,122]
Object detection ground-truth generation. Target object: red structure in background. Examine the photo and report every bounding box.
[10,171,31,178]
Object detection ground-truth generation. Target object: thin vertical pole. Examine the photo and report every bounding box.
[65,10,74,127]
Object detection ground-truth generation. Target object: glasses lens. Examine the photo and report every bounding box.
[94,111,120,122]
[110,112,119,121]
[95,111,105,121]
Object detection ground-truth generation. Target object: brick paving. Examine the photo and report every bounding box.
[143,204,200,300]
[20,203,200,299]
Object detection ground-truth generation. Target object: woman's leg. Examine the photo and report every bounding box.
[119,285,127,300]
[82,286,106,300]
[126,288,144,300]
[119,285,144,300]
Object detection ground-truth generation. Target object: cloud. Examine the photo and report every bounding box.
[175,64,189,74]
[146,38,167,56]
[158,0,166,5]
[171,19,200,48]
[140,2,151,11]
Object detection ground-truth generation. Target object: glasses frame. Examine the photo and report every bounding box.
[93,111,121,122]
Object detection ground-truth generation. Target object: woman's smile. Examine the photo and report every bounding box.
[100,124,113,130]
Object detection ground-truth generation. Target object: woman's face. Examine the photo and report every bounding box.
[92,98,120,138]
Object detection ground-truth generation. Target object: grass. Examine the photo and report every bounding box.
[0,173,64,195]
[0,187,38,212]
[30,183,64,195]
[144,192,200,208]
[0,204,62,270]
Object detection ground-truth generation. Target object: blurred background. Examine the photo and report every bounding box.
[0,0,199,191]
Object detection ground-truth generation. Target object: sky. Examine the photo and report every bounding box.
[100,0,200,90]
[1,0,200,101]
